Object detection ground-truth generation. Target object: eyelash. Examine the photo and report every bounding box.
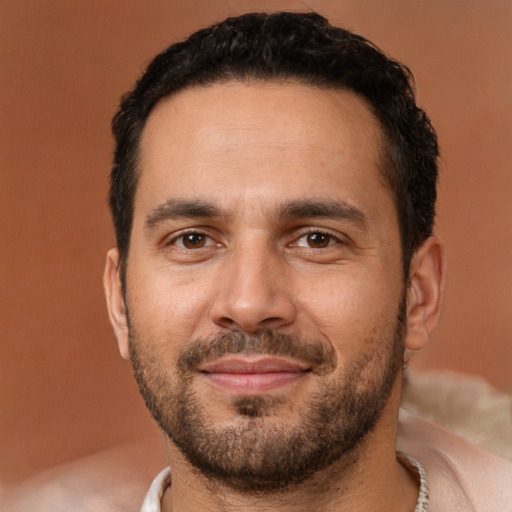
[291,230,343,249]
[167,231,217,250]
[166,228,344,251]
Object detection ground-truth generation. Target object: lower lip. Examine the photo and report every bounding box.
[201,371,306,394]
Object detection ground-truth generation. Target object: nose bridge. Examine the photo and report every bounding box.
[232,239,273,302]
[210,235,295,332]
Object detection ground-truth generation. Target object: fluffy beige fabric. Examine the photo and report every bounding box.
[402,371,512,461]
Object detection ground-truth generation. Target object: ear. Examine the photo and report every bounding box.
[103,248,130,360]
[405,236,446,351]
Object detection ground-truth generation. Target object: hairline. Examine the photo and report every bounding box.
[119,77,408,286]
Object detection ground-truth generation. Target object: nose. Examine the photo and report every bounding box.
[210,244,296,334]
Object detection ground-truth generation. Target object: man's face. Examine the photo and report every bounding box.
[118,82,406,491]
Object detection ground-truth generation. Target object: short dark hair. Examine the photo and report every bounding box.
[110,11,438,278]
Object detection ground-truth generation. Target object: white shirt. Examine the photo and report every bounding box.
[139,453,429,512]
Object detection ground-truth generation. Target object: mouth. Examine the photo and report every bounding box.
[198,356,312,395]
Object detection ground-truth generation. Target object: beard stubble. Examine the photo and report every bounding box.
[128,300,406,494]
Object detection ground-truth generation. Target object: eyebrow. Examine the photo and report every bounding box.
[144,199,223,230]
[144,197,368,231]
[278,199,368,228]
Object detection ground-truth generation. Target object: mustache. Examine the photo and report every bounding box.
[178,330,337,376]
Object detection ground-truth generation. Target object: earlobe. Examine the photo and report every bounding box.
[103,248,130,360]
[405,236,446,352]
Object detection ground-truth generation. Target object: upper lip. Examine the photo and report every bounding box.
[198,356,312,374]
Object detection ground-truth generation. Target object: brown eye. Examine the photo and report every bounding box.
[306,232,331,248]
[293,231,338,249]
[176,233,208,249]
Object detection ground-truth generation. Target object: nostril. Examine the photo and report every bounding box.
[210,292,296,333]
[261,316,281,325]
[219,317,236,328]
[217,316,289,335]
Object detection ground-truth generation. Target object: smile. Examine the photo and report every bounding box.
[198,357,311,394]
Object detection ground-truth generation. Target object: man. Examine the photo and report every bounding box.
[102,10,511,511]
[3,10,511,512]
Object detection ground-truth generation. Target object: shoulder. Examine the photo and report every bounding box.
[3,407,511,511]
[0,436,167,512]
[397,408,512,512]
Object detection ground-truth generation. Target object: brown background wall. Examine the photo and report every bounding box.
[1,0,511,486]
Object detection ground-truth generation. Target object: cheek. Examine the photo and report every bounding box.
[294,265,403,352]
[126,262,216,343]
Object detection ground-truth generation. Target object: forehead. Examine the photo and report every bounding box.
[136,81,390,219]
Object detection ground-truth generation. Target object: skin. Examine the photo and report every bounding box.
[104,81,445,511]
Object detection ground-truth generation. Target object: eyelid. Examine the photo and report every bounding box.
[165,228,220,249]
[288,227,348,248]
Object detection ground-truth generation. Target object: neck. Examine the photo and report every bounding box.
[161,386,418,512]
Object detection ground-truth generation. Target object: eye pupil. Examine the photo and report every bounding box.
[183,234,206,248]
[307,232,329,248]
